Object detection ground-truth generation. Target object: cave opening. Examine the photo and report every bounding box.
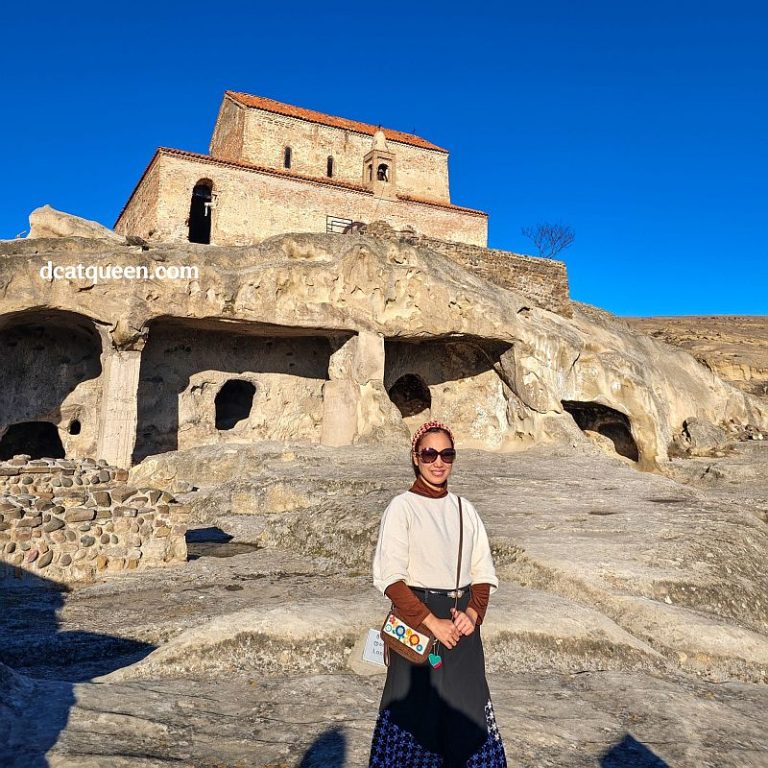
[387,374,431,419]
[562,400,639,462]
[0,422,66,461]
[215,380,256,430]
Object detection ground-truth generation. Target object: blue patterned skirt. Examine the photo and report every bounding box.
[369,590,507,768]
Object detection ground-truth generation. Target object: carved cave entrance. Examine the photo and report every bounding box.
[562,400,639,462]
[0,309,102,460]
[384,337,512,439]
[133,318,343,462]
[388,374,432,420]
[0,422,65,461]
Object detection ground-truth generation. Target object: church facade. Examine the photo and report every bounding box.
[115,91,488,246]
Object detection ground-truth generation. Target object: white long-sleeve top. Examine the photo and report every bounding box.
[372,490,499,595]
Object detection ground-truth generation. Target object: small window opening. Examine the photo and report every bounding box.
[367,164,373,181]
[284,147,292,169]
[377,163,389,182]
[327,156,334,178]
[215,379,256,431]
[68,419,81,435]
[388,374,431,419]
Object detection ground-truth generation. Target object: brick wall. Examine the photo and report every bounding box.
[209,96,246,162]
[235,108,451,202]
[115,157,161,240]
[117,152,487,246]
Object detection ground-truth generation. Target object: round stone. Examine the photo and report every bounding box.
[37,551,53,568]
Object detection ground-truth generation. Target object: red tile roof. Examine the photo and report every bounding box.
[396,193,487,218]
[226,91,449,154]
[115,148,485,227]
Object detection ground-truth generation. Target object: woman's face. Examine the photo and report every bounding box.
[413,430,455,486]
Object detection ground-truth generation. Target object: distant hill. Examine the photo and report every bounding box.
[624,315,768,400]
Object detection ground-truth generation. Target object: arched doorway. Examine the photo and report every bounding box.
[188,179,213,244]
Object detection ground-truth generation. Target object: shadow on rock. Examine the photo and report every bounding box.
[601,733,670,767]
[0,565,155,766]
[298,726,347,767]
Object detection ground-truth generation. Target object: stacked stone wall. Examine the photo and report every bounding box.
[0,455,188,582]
[404,233,571,317]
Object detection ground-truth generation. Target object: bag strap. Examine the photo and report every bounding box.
[454,497,463,610]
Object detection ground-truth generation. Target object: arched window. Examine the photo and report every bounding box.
[283,146,292,169]
[188,179,213,245]
[377,163,389,182]
[327,156,334,178]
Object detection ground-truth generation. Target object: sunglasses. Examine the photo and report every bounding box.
[414,448,457,464]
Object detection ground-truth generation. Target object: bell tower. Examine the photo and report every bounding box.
[363,129,397,200]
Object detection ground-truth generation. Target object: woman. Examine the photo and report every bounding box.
[369,420,507,767]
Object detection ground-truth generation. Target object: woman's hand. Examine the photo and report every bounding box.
[423,613,461,649]
[450,607,476,636]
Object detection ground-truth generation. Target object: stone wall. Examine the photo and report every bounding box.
[227,102,451,202]
[115,151,487,247]
[0,455,188,582]
[209,96,245,163]
[400,232,571,317]
[115,156,162,241]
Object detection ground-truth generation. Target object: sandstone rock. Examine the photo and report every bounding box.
[27,205,124,241]
[683,417,731,455]
[2,234,766,473]
[64,508,96,523]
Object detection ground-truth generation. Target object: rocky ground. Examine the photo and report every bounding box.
[2,439,768,767]
[623,315,768,401]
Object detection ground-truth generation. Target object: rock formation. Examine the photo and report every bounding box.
[27,204,126,241]
[1,217,766,475]
[625,315,768,402]
[2,210,768,766]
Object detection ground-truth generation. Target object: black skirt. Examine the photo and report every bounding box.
[369,589,507,768]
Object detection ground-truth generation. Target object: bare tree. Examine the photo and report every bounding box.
[521,222,575,259]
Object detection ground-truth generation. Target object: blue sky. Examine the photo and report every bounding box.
[3,1,766,316]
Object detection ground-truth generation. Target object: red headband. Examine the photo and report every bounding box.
[411,420,455,452]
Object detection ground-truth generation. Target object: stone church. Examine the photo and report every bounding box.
[115,91,488,246]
